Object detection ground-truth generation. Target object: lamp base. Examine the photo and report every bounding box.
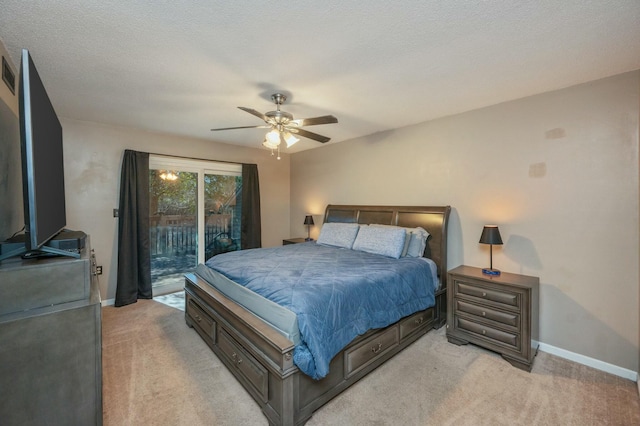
[482,268,501,276]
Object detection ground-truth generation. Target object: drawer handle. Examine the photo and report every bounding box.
[371,343,382,354]
[415,317,424,325]
[482,292,487,297]
[195,314,202,323]
[482,329,486,335]
[231,352,243,366]
[482,311,486,317]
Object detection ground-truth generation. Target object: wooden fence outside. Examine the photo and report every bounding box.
[150,223,237,258]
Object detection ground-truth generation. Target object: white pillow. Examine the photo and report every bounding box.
[316,223,360,249]
[352,225,407,259]
[369,224,430,257]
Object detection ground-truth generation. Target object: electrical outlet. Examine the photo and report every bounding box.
[113,208,119,217]
[96,265,103,275]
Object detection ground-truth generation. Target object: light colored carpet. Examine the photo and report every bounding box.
[102,299,640,425]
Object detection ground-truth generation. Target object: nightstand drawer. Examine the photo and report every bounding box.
[455,300,519,328]
[456,281,520,309]
[456,317,519,349]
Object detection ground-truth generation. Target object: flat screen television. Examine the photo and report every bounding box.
[0,49,75,261]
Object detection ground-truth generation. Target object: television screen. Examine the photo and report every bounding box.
[19,49,66,251]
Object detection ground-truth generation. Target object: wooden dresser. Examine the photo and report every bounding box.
[446,265,539,371]
[0,243,102,425]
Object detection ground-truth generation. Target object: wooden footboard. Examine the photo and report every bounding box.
[185,272,439,426]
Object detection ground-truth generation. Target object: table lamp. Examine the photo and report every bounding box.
[479,225,503,276]
[304,215,315,241]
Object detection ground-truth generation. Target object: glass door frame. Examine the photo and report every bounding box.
[149,155,241,265]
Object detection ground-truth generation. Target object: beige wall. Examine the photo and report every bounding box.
[290,71,640,372]
[0,38,18,116]
[0,39,21,240]
[61,119,290,302]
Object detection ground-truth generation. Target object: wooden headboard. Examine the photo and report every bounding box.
[323,204,451,289]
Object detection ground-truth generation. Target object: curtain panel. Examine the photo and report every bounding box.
[241,163,261,249]
[115,150,152,307]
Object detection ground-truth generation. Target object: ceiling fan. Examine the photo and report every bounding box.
[210,93,338,153]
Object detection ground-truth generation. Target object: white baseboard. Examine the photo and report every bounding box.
[101,298,115,307]
[536,341,638,382]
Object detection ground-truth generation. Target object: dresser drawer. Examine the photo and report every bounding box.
[456,317,520,350]
[219,328,269,403]
[344,326,399,379]
[187,296,216,343]
[456,281,520,310]
[399,309,433,340]
[455,300,519,328]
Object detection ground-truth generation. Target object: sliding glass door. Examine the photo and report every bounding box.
[204,173,242,259]
[149,156,241,294]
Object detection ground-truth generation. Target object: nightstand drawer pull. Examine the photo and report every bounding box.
[371,343,382,353]
[415,317,424,325]
[482,311,486,317]
[482,292,487,297]
[482,329,486,335]
[195,314,202,322]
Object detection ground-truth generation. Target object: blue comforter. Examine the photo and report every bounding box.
[204,242,438,379]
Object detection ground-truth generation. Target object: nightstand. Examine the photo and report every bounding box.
[446,265,539,371]
[282,238,309,245]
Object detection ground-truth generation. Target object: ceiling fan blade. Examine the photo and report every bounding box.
[290,127,331,143]
[291,115,338,127]
[238,106,268,122]
[210,125,269,131]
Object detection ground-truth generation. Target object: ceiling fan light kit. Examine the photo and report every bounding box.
[211,93,338,158]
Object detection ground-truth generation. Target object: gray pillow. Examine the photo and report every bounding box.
[352,225,407,259]
[316,223,360,249]
[369,224,430,257]
[405,227,430,257]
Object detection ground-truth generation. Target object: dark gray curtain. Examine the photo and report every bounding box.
[115,150,152,307]
[241,163,261,249]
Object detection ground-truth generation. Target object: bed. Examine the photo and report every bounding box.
[184,204,451,425]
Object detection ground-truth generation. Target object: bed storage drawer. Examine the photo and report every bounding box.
[219,328,269,403]
[344,326,399,379]
[399,309,433,340]
[187,296,216,343]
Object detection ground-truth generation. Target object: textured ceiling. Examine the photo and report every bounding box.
[0,1,639,153]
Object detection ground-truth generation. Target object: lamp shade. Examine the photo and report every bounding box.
[304,215,314,226]
[283,131,300,147]
[265,129,281,146]
[479,225,503,245]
